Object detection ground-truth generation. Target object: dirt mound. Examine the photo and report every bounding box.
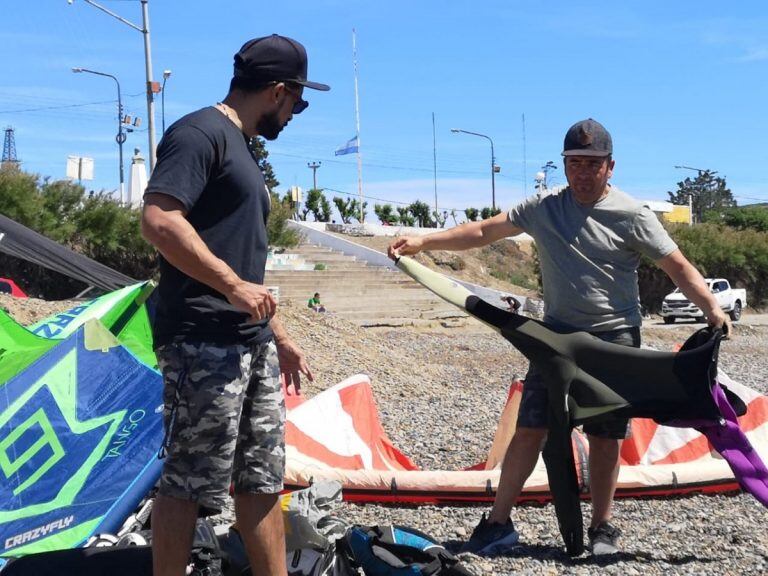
[327,233,539,297]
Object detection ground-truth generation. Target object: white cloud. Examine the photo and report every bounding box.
[734,47,768,62]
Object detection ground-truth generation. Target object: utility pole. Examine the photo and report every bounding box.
[70,0,158,172]
[307,161,321,190]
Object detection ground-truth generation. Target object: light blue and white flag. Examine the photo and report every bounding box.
[335,136,359,156]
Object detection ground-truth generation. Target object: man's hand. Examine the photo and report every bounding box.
[225,281,277,323]
[276,337,314,396]
[707,307,733,339]
[388,236,424,260]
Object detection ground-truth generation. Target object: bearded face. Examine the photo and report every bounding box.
[256,108,286,141]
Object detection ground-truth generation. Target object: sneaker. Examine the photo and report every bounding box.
[587,521,621,555]
[460,514,520,556]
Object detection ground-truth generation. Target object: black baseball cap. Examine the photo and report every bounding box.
[233,34,330,91]
[562,118,612,157]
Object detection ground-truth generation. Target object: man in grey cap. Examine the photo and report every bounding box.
[389,119,728,556]
[141,34,328,575]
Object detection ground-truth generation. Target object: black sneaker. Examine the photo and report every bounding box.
[459,514,520,556]
[587,521,621,555]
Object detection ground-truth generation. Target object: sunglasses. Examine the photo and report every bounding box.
[282,83,309,115]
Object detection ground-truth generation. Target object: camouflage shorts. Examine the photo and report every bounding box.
[155,339,284,511]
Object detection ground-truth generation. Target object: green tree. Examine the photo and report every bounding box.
[481,206,502,220]
[408,200,434,227]
[0,164,44,227]
[333,196,356,224]
[304,188,331,222]
[248,137,279,191]
[465,207,479,222]
[667,170,735,224]
[374,203,398,225]
[396,206,415,226]
[351,199,367,223]
[433,210,449,228]
[38,178,85,242]
[268,192,301,247]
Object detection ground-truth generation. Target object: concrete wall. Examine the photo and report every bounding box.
[294,220,533,243]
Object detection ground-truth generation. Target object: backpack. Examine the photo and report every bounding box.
[220,526,355,576]
[342,525,473,576]
[287,547,355,576]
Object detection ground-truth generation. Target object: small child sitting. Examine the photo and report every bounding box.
[307,292,326,313]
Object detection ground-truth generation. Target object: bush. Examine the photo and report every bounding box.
[638,223,768,311]
[1,165,302,298]
[268,192,301,248]
[0,166,156,298]
[428,252,465,271]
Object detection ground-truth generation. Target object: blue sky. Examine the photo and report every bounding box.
[2,1,767,220]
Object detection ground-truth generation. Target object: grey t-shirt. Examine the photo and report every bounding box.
[508,186,677,331]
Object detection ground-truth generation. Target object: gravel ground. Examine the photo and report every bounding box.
[3,295,767,575]
[276,309,768,576]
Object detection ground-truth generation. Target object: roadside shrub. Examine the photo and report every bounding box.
[639,223,768,311]
[0,167,156,298]
[268,193,301,248]
[1,165,300,299]
[429,252,466,271]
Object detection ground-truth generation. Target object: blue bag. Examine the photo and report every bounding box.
[343,525,472,576]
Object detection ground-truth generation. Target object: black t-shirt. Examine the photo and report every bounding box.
[145,107,273,347]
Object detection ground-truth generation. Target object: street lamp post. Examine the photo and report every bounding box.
[68,0,157,172]
[73,67,126,203]
[451,128,497,211]
[161,69,172,134]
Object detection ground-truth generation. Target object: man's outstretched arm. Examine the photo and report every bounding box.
[388,211,523,259]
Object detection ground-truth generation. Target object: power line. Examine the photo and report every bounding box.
[0,92,144,114]
[270,150,498,178]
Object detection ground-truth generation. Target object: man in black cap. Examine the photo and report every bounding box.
[389,119,728,556]
[141,34,329,575]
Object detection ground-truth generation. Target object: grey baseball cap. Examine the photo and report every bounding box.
[562,118,612,157]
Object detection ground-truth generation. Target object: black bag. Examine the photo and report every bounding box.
[220,525,355,576]
[2,519,225,576]
[1,545,154,576]
[343,525,473,576]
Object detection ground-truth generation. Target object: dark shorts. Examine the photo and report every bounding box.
[517,326,641,439]
[155,339,284,511]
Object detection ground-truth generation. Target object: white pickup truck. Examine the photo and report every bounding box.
[660,278,747,324]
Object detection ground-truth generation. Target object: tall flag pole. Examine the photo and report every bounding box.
[352,28,364,223]
[432,112,438,218]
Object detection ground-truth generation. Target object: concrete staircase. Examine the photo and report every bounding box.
[265,243,468,327]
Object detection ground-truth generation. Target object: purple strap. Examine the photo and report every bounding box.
[692,383,768,507]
